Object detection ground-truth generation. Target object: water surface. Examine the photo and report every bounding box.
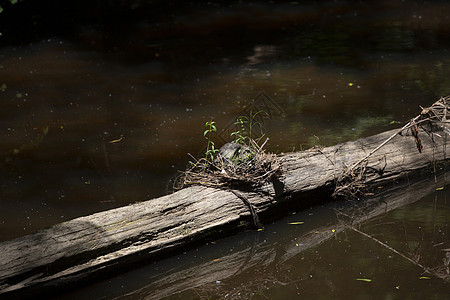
[0,0,450,298]
[60,174,450,299]
[1,0,449,241]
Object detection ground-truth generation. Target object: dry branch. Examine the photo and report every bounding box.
[333,95,450,198]
[350,227,450,282]
[1,96,450,297]
[92,172,450,300]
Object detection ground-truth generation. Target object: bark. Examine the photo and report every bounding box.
[103,172,449,300]
[0,124,449,297]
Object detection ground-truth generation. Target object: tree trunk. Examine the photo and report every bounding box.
[99,172,449,300]
[0,122,449,297]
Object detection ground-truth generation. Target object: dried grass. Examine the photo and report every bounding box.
[174,139,280,190]
[333,95,450,199]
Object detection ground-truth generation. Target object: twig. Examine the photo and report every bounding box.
[230,190,263,229]
[350,226,427,269]
[344,115,421,178]
[335,96,450,198]
[350,226,450,282]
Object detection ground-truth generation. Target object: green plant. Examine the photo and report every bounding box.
[175,111,278,192]
[230,116,247,145]
[230,110,267,146]
[204,120,219,166]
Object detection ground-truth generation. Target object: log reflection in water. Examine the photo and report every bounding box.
[108,172,450,299]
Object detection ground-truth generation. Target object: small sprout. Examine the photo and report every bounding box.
[203,121,219,166]
[356,278,372,282]
[230,110,267,147]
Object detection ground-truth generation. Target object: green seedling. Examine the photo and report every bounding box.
[230,110,267,147]
[204,120,219,166]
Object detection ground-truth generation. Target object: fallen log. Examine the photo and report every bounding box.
[83,171,449,300]
[1,97,450,298]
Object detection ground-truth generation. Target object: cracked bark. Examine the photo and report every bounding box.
[0,125,449,297]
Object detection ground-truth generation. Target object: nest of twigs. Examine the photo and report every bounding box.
[333,95,450,199]
[418,95,450,129]
[174,139,280,190]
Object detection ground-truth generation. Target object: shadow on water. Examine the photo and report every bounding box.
[58,172,450,299]
[1,0,450,241]
[0,0,450,297]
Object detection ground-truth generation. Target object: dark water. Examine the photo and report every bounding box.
[1,0,450,298]
[60,175,450,299]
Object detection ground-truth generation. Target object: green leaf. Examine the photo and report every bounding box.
[419,276,431,280]
[204,130,209,136]
[389,120,401,125]
[356,278,372,282]
[288,222,304,225]
[0,6,3,13]
[10,0,19,5]
[436,187,444,191]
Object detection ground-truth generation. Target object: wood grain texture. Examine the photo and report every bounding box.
[0,125,449,296]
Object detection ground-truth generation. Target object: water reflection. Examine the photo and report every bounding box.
[0,0,449,254]
[59,172,450,299]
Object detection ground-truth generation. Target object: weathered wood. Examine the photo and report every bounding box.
[0,123,449,297]
[62,172,450,299]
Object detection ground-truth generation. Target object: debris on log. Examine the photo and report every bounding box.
[93,172,450,300]
[1,96,450,298]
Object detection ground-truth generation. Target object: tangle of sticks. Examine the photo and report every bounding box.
[333,95,450,199]
[174,139,280,190]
